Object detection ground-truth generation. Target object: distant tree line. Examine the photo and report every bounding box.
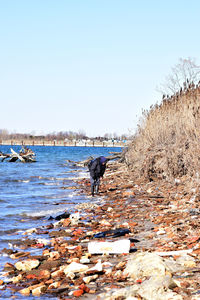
[0,129,131,141]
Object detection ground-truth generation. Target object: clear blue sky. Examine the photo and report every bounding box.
[0,0,200,137]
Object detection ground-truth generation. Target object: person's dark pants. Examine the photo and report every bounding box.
[90,176,100,195]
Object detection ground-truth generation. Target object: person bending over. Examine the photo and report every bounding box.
[88,156,107,196]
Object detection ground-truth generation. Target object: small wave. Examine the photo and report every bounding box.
[55,177,69,181]
[0,199,6,203]
[67,171,89,180]
[77,171,89,178]
[6,205,16,208]
[66,176,77,180]
[4,179,30,183]
[19,180,30,183]
[67,175,88,180]
[68,191,77,198]
[42,182,60,186]
[0,253,9,257]
[22,206,72,218]
[30,176,55,180]
[0,228,20,236]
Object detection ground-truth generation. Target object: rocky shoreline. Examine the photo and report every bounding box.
[0,161,200,299]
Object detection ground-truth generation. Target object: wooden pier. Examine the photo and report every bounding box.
[0,139,129,148]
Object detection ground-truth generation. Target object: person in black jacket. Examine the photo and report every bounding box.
[88,156,107,196]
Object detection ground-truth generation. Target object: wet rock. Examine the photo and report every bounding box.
[175,254,196,268]
[63,262,89,274]
[98,275,181,300]
[99,219,112,227]
[67,257,80,264]
[23,227,37,235]
[10,251,30,259]
[86,259,103,275]
[66,271,76,280]
[138,275,179,299]
[73,289,84,297]
[79,283,90,293]
[113,270,122,279]
[36,238,51,246]
[37,269,51,280]
[52,211,70,221]
[83,274,98,284]
[32,284,47,296]
[15,258,40,271]
[38,259,61,270]
[107,207,113,212]
[124,252,168,279]
[48,281,61,289]
[44,250,60,260]
[115,261,126,270]
[50,229,73,237]
[51,269,64,279]
[9,274,22,283]
[3,262,15,271]
[80,257,90,264]
[63,218,71,227]
[1,248,14,255]
[19,287,31,296]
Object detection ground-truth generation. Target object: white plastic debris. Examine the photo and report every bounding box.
[88,239,130,254]
[70,212,80,225]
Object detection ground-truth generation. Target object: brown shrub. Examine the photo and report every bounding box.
[126,86,200,181]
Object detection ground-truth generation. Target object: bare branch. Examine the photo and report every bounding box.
[157,57,200,96]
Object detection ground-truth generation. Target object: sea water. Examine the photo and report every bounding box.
[0,145,122,299]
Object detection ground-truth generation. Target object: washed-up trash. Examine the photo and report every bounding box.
[88,239,130,254]
[48,211,70,221]
[129,237,140,243]
[93,228,130,239]
[70,212,80,225]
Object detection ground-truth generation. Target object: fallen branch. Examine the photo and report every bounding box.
[66,152,123,168]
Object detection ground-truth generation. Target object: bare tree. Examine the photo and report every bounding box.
[157,57,200,96]
[0,129,9,139]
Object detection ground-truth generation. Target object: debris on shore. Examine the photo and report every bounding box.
[0,147,36,162]
[0,160,199,299]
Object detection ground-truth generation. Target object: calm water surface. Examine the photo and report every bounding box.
[0,145,122,299]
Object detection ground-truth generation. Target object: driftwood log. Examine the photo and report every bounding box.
[0,147,36,163]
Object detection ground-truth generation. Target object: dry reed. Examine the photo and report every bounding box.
[126,85,200,182]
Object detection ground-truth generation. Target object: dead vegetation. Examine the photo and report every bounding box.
[126,83,200,182]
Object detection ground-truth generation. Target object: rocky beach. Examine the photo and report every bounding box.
[1,2,200,299]
[0,158,200,299]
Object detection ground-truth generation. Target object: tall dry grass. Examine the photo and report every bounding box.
[126,86,200,181]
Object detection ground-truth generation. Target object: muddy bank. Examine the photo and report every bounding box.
[0,161,200,299]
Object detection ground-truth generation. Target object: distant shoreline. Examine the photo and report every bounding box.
[0,139,129,148]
